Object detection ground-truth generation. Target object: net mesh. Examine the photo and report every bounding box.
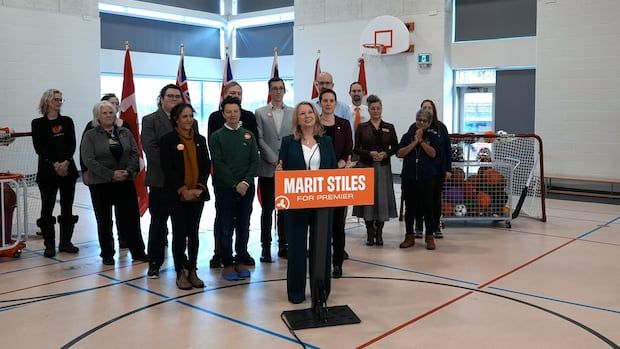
[450,133,545,222]
[0,133,41,235]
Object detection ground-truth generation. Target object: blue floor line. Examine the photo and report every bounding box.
[488,286,620,315]
[577,216,620,240]
[98,274,319,349]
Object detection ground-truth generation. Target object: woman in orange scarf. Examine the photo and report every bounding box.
[161,103,211,290]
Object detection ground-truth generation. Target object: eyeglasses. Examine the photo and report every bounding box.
[165,94,182,99]
[416,118,429,123]
[53,98,65,103]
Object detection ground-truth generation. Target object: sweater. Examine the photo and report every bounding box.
[209,126,259,188]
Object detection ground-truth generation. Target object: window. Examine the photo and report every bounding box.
[455,70,496,133]
[100,75,221,131]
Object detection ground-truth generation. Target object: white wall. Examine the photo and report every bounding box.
[294,0,449,174]
[536,0,620,181]
[0,1,100,133]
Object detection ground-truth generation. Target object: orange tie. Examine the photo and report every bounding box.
[354,106,361,130]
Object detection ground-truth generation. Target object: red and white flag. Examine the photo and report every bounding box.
[176,47,191,104]
[220,52,234,101]
[310,50,321,99]
[267,48,279,103]
[357,57,368,97]
[119,45,149,216]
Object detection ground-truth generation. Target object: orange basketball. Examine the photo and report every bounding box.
[483,168,504,185]
[442,201,454,216]
[477,166,490,176]
[463,181,477,199]
[477,191,492,209]
[451,167,466,183]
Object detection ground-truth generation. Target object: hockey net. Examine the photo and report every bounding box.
[0,131,41,234]
[450,133,546,222]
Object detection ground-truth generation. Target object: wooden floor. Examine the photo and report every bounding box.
[1,183,619,348]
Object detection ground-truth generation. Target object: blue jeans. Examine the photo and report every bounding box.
[215,186,254,266]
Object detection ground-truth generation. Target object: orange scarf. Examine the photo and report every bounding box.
[176,127,199,191]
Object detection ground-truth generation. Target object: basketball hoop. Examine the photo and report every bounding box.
[362,43,387,54]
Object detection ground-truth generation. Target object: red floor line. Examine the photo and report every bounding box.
[356,291,473,349]
[357,237,580,347]
[477,238,576,289]
[0,262,142,296]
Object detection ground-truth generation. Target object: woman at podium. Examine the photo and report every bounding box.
[277,101,337,304]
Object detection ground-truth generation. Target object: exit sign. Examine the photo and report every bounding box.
[417,53,432,65]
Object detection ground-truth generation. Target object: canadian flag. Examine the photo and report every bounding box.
[119,45,149,215]
[310,50,321,99]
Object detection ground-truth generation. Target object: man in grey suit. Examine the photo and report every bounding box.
[141,84,198,278]
[255,77,293,262]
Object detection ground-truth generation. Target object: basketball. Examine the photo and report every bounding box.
[444,187,464,204]
[463,181,477,199]
[454,204,467,217]
[451,167,466,183]
[442,201,454,216]
[483,130,496,143]
[477,147,492,162]
[476,191,492,209]
[483,168,504,185]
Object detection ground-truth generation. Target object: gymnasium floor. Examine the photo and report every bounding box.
[0,183,618,348]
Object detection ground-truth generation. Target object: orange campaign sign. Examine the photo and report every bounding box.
[274,168,374,210]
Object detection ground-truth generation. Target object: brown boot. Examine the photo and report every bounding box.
[399,234,415,248]
[425,235,436,250]
[187,269,205,288]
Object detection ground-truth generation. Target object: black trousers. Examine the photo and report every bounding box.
[403,178,435,235]
[89,181,145,259]
[170,200,204,271]
[37,177,76,246]
[415,173,444,232]
[215,186,254,266]
[147,187,170,267]
[331,206,346,268]
[38,178,76,220]
[258,176,285,249]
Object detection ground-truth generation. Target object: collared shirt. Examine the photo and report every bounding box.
[270,103,285,133]
[224,123,241,131]
[349,103,370,134]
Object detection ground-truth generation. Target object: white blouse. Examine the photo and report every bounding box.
[302,143,320,170]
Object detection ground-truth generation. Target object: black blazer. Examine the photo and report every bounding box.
[278,135,337,171]
[353,120,399,166]
[160,130,211,202]
[328,116,353,163]
[31,115,79,183]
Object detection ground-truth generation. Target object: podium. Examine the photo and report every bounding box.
[281,208,361,330]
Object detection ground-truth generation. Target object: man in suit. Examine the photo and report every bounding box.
[207,81,258,268]
[141,84,199,279]
[255,77,294,262]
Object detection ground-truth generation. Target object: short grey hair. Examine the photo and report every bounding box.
[416,109,432,123]
[91,101,116,127]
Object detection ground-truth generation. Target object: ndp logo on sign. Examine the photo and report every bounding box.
[274,168,374,210]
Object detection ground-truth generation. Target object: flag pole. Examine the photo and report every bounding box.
[180,43,184,56]
[124,41,129,50]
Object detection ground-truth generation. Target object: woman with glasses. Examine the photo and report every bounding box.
[31,89,80,258]
[396,109,439,250]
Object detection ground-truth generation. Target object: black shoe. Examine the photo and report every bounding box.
[147,264,160,279]
[333,266,343,278]
[435,231,444,239]
[260,255,272,263]
[58,244,79,253]
[277,248,287,259]
[133,254,149,263]
[209,255,222,269]
[43,246,56,258]
[343,250,349,260]
[244,255,255,266]
[102,257,115,265]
